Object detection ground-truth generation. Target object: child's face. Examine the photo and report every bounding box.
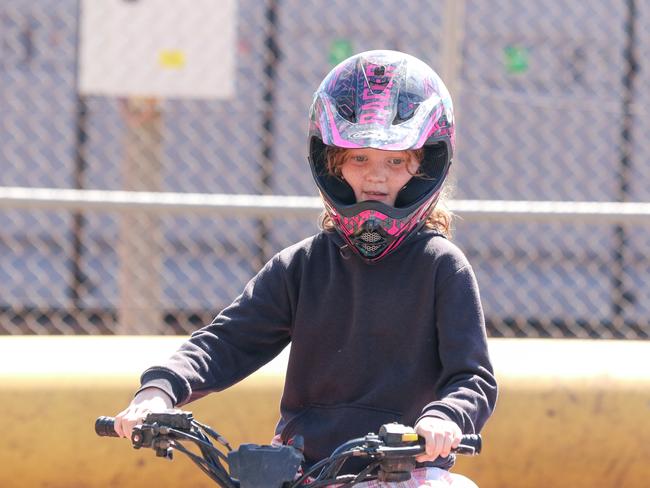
[339,148,419,206]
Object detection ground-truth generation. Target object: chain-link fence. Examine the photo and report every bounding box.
[1,0,648,339]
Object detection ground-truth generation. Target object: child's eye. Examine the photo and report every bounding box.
[387,158,405,166]
[350,155,367,162]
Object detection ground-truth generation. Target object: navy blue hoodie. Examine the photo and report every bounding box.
[139,229,498,469]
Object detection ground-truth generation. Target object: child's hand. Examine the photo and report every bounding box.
[414,417,462,462]
[113,387,173,439]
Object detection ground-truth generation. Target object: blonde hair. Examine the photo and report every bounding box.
[319,146,454,238]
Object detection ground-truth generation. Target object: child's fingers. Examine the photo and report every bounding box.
[113,408,128,438]
[415,432,443,462]
[438,434,454,458]
[113,388,172,439]
[114,407,148,439]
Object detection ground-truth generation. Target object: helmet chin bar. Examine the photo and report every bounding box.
[327,198,433,262]
[349,216,396,258]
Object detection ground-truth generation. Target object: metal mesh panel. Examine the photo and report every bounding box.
[0,0,648,338]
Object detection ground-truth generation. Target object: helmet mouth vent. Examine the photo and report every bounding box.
[360,231,382,243]
[353,230,388,257]
[361,243,381,254]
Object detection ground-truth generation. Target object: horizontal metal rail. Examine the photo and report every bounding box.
[1,186,650,224]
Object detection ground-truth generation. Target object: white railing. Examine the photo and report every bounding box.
[2,186,650,224]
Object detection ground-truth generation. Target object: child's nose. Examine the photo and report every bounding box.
[365,161,387,181]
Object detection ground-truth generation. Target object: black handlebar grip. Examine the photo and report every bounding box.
[455,434,482,455]
[95,416,120,437]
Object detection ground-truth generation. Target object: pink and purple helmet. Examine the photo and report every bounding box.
[308,50,455,262]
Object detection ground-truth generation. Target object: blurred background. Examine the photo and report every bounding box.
[1,0,648,341]
[3,2,650,487]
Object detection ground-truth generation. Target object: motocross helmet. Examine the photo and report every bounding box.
[308,50,455,262]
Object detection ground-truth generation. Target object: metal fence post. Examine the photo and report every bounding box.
[612,0,639,333]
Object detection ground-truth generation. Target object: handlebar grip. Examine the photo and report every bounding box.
[95,416,120,437]
[455,434,482,455]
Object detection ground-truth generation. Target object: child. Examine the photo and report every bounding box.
[114,50,498,487]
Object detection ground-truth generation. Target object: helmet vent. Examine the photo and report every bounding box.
[362,243,381,254]
[360,231,382,243]
[357,231,386,256]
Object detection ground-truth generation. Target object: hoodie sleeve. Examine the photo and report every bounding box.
[416,260,498,434]
[138,253,294,405]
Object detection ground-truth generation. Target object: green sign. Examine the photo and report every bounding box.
[329,39,354,66]
[504,45,529,74]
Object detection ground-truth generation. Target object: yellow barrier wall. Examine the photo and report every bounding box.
[1,337,649,488]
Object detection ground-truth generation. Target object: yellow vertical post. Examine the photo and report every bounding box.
[440,0,466,113]
[117,98,164,334]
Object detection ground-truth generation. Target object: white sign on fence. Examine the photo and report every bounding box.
[78,0,236,99]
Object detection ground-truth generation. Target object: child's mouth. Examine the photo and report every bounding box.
[363,191,388,201]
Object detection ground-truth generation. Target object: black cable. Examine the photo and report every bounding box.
[198,441,228,474]
[290,451,356,487]
[327,438,366,458]
[173,442,236,488]
[317,440,370,481]
[166,428,233,486]
[318,454,355,480]
[191,427,230,470]
[306,471,376,488]
[314,438,367,480]
[337,461,380,488]
[167,428,229,463]
[192,420,233,451]
[289,457,335,487]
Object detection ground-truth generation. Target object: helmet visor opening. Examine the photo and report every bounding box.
[394,142,449,208]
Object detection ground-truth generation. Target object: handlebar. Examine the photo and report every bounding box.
[96,410,482,488]
[95,416,121,437]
